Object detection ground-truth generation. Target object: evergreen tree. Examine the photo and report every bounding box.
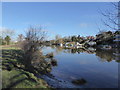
[4,35,11,45]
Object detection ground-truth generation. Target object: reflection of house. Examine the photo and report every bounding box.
[88,47,96,51]
[60,43,63,47]
[64,42,84,48]
[65,42,75,47]
[88,41,96,46]
[76,42,83,46]
[57,43,63,47]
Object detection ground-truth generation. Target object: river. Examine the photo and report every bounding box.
[41,46,119,88]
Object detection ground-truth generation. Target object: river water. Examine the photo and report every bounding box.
[42,46,119,88]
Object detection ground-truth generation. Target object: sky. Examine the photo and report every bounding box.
[2,2,115,40]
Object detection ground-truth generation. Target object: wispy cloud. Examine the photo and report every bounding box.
[22,22,53,28]
[79,23,89,28]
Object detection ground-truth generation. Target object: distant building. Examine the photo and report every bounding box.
[87,36,95,40]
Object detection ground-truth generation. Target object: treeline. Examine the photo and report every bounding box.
[46,30,120,47]
[95,30,120,45]
[0,36,11,45]
[0,28,15,45]
[1,28,120,47]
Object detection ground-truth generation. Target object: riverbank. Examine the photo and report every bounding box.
[1,46,51,88]
[40,46,118,88]
[1,45,119,88]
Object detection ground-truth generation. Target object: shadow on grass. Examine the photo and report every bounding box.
[2,49,37,88]
[2,49,53,88]
[2,49,25,71]
[2,49,24,61]
[2,70,39,88]
[8,77,28,88]
[10,72,25,81]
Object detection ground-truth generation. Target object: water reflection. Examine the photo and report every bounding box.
[96,48,119,62]
[96,48,120,62]
[52,46,120,63]
[42,46,119,88]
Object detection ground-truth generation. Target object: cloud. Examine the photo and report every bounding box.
[42,23,53,27]
[23,22,53,28]
[79,23,89,28]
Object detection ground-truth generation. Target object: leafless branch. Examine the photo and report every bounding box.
[99,2,119,31]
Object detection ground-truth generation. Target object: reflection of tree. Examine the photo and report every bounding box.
[48,46,120,63]
[113,48,120,62]
[55,46,64,54]
[64,48,83,54]
[63,48,95,54]
[71,49,77,54]
[96,49,114,62]
[63,49,71,53]
[50,45,56,49]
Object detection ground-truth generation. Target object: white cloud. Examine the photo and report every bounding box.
[23,22,53,28]
[79,23,89,28]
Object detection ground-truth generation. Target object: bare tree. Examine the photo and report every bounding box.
[100,2,120,31]
[1,28,15,38]
[22,26,47,52]
[0,28,16,45]
[97,2,120,48]
[20,26,50,74]
[55,34,61,41]
[55,34,63,44]
[17,34,25,42]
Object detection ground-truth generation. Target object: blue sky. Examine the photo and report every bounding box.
[2,2,114,40]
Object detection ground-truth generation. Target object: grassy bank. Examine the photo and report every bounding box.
[1,46,50,88]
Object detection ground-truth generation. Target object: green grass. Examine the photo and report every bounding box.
[2,70,48,88]
[0,45,20,50]
[2,46,50,88]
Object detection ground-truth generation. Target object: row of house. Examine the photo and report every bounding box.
[57,41,96,48]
